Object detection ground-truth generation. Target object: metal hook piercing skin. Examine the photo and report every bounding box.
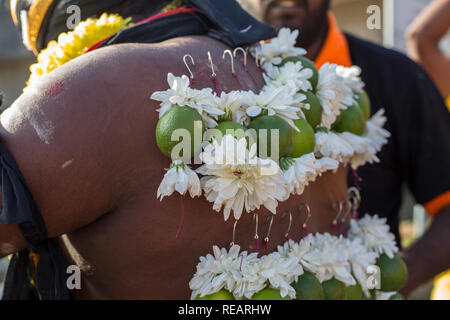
[249,212,260,252]
[207,51,216,76]
[230,219,239,248]
[284,211,293,241]
[207,51,220,95]
[300,204,312,229]
[263,215,274,252]
[331,201,344,227]
[223,49,244,89]
[234,47,258,87]
[183,54,195,80]
[347,187,361,219]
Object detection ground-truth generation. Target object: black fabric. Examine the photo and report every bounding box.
[99,0,276,49]
[0,143,70,300]
[99,12,211,48]
[345,34,450,244]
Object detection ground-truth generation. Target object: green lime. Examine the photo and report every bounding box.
[355,90,371,121]
[280,56,319,91]
[344,282,363,300]
[251,288,291,300]
[156,105,204,159]
[332,102,366,136]
[290,118,316,158]
[376,254,408,292]
[247,115,294,158]
[322,278,346,300]
[389,293,405,300]
[292,272,324,300]
[214,121,247,140]
[300,91,323,128]
[195,289,234,300]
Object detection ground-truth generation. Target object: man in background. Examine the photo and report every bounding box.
[258,0,450,296]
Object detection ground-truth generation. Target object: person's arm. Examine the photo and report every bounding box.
[406,0,450,98]
[399,206,450,296]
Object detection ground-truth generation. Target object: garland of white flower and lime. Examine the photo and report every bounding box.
[190,215,407,300]
[152,28,391,221]
[151,28,405,300]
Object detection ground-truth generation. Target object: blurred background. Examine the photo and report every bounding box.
[0,0,443,299]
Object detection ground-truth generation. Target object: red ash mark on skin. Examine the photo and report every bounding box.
[46,81,65,97]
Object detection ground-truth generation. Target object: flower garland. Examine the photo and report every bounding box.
[152,28,391,221]
[190,214,399,300]
[25,13,133,91]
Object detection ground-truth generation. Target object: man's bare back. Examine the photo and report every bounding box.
[0,36,348,299]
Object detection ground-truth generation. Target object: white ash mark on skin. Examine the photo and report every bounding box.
[28,108,54,145]
[61,160,73,169]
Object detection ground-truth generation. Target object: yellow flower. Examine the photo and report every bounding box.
[25,13,133,90]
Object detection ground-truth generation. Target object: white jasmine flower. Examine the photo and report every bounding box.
[345,238,378,297]
[151,73,224,128]
[157,160,201,200]
[315,131,354,162]
[243,85,301,130]
[264,61,313,93]
[316,63,354,128]
[348,214,399,259]
[336,65,365,93]
[365,109,391,153]
[258,252,303,299]
[252,28,307,67]
[189,245,242,299]
[301,233,356,286]
[197,135,288,221]
[277,238,312,262]
[282,153,321,196]
[316,157,340,175]
[231,251,267,300]
[212,90,250,125]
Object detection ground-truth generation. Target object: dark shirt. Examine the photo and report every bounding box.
[345,34,450,243]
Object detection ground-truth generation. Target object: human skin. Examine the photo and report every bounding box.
[406,0,450,99]
[0,35,350,299]
[263,0,450,297]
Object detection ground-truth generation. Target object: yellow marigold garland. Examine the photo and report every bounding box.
[26,13,133,90]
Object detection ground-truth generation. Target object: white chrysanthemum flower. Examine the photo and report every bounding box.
[151,73,224,128]
[157,160,201,200]
[336,65,365,94]
[264,61,313,93]
[348,214,399,259]
[212,90,250,125]
[258,252,303,299]
[277,238,312,262]
[345,237,378,297]
[231,251,267,300]
[316,63,354,128]
[301,233,356,286]
[365,109,391,153]
[197,135,288,221]
[282,153,321,196]
[243,85,301,130]
[189,245,242,299]
[315,131,354,162]
[251,28,307,67]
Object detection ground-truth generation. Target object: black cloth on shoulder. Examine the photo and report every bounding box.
[98,0,275,49]
[0,143,70,300]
